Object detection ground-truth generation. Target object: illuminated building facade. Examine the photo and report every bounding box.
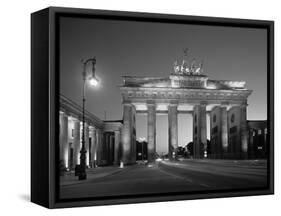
[120,58,253,164]
[59,95,122,169]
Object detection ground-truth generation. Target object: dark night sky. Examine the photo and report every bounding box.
[60,17,267,154]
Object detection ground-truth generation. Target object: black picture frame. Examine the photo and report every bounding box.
[31,6,274,208]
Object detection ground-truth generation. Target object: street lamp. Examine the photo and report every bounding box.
[78,57,99,180]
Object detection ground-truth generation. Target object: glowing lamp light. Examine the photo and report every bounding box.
[89,77,99,86]
[204,150,207,158]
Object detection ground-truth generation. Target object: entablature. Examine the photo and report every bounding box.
[120,87,252,102]
[60,94,104,129]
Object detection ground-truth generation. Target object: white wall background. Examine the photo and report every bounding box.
[0,0,279,215]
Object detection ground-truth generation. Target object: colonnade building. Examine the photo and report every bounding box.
[59,95,122,170]
[119,59,252,164]
[59,58,259,168]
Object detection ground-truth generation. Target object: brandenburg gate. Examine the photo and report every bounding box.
[120,58,252,164]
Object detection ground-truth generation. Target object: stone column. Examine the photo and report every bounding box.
[248,129,255,159]
[109,134,115,164]
[104,133,110,164]
[210,107,218,159]
[131,105,136,164]
[193,104,207,159]
[89,126,96,168]
[240,104,248,159]
[96,129,101,166]
[85,124,90,167]
[59,112,68,168]
[193,106,199,159]
[73,119,81,166]
[221,106,229,158]
[200,105,207,157]
[105,133,109,164]
[209,109,214,159]
[147,102,156,162]
[168,103,178,160]
[114,130,121,165]
[121,103,132,165]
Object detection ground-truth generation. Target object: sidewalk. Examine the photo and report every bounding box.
[60,166,126,186]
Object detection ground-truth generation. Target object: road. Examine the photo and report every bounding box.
[60,159,267,199]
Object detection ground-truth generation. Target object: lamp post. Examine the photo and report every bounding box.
[78,57,99,180]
